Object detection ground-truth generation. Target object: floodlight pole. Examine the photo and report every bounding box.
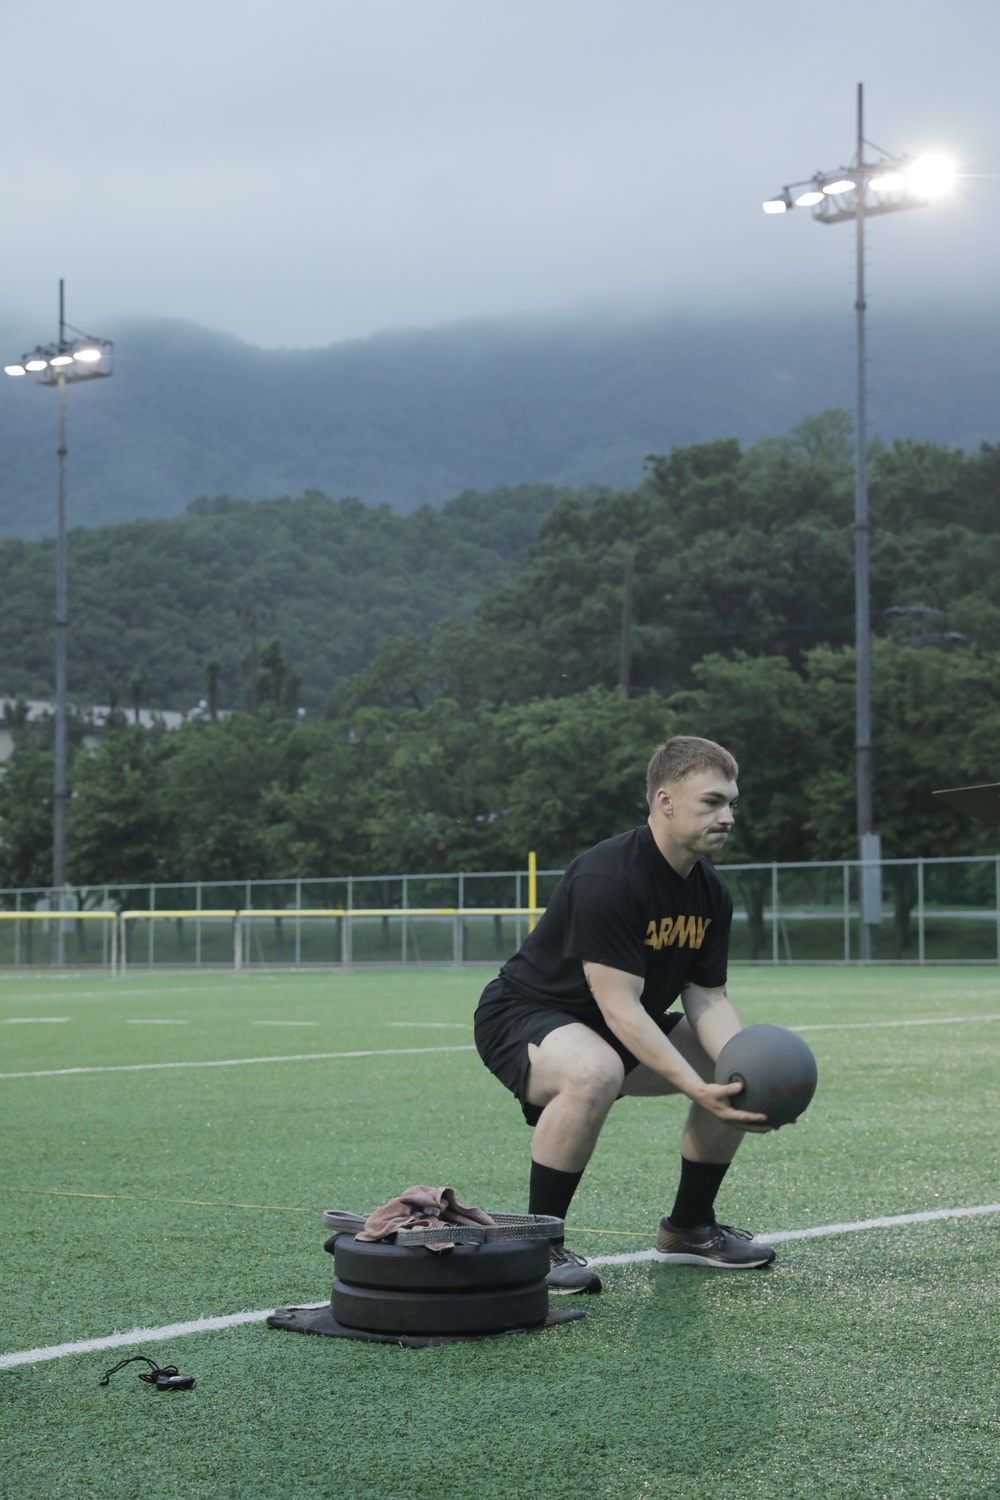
[3,280,113,964]
[852,85,875,959]
[53,365,69,898]
[52,279,70,907]
[762,83,948,959]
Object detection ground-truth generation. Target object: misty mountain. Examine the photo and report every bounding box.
[1,305,997,538]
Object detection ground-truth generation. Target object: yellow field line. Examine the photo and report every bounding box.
[0,1184,650,1234]
[0,1185,318,1213]
[565,1225,650,1237]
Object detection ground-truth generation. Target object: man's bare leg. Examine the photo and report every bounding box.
[523,1023,621,1293]
[525,1023,626,1172]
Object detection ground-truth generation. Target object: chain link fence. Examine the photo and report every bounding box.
[1,857,998,969]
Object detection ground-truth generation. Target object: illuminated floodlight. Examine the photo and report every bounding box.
[2,281,113,942]
[762,190,793,214]
[762,86,955,961]
[906,153,956,198]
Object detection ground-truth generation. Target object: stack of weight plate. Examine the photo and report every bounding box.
[268,1211,587,1347]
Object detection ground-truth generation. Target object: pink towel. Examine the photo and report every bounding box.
[357,1186,495,1252]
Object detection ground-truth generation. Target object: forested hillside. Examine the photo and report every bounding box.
[0,482,574,711]
[3,414,999,907]
[2,305,998,537]
[4,412,997,716]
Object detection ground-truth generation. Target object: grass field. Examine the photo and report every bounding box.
[1,964,998,1500]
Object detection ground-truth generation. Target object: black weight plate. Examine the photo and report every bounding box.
[334,1235,548,1291]
[331,1277,549,1335]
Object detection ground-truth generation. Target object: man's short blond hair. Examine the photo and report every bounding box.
[646,736,739,808]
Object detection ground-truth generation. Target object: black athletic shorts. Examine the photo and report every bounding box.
[474,974,684,1127]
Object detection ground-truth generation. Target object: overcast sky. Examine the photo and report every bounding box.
[1,0,996,350]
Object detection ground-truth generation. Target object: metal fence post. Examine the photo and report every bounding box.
[917,858,925,965]
[195,881,202,969]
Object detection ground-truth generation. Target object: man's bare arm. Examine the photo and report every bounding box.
[583,963,766,1126]
[679,981,744,1061]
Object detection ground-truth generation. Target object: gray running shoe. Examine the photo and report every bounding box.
[547,1243,603,1295]
[655,1218,776,1269]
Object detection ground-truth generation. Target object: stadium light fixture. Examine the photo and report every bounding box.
[3,281,113,961]
[764,84,955,960]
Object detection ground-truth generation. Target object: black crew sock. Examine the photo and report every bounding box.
[668,1157,731,1229]
[529,1161,584,1242]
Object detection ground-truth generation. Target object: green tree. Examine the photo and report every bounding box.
[358,700,510,874]
[801,641,1000,956]
[0,746,54,890]
[161,715,297,882]
[67,726,176,887]
[127,662,151,724]
[204,656,222,721]
[668,653,819,957]
[252,717,381,878]
[497,687,673,866]
[247,638,303,716]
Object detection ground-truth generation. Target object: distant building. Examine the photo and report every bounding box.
[0,698,215,764]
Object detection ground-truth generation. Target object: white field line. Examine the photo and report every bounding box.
[791,1013,1000,1031]
[252,1021,318,1027]
[125,1019,189,1026]
[2,1201,997,1371]
[0,987,219,1002]
[4,1017,70,1024]
[4,1010,998,1081]
[388,1021,472,1029]
[0,1045,477,1080]
[594,1202,1000,1266]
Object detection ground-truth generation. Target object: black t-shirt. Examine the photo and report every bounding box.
[501,824,732,1028]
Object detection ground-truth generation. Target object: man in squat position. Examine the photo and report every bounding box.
[474,735,777,1293]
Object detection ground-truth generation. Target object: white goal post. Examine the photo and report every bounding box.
[0,910,118,974]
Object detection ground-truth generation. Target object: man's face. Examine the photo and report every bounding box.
[657,770,739,857]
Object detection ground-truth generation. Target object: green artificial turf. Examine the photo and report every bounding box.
[1,967,999,1499]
